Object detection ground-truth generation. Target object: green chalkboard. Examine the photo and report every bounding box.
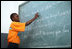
[19,1,71,48]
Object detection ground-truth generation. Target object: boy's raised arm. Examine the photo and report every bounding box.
[25,13,39,26]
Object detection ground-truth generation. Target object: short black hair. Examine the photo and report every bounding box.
[10,13,17,21]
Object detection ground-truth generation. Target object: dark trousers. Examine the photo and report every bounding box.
[7,42,19,48]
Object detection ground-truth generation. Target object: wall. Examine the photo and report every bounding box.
[1,1,27,33]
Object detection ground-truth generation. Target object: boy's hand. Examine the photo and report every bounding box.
[34,12,39,19]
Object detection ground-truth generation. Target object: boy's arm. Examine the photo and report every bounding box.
[25,13,39,26]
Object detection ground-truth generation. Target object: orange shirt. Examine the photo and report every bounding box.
[7,21,26,44]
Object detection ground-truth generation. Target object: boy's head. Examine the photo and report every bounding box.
[10,13,20,22]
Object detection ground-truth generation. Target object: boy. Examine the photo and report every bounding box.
[7,13,39,48]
